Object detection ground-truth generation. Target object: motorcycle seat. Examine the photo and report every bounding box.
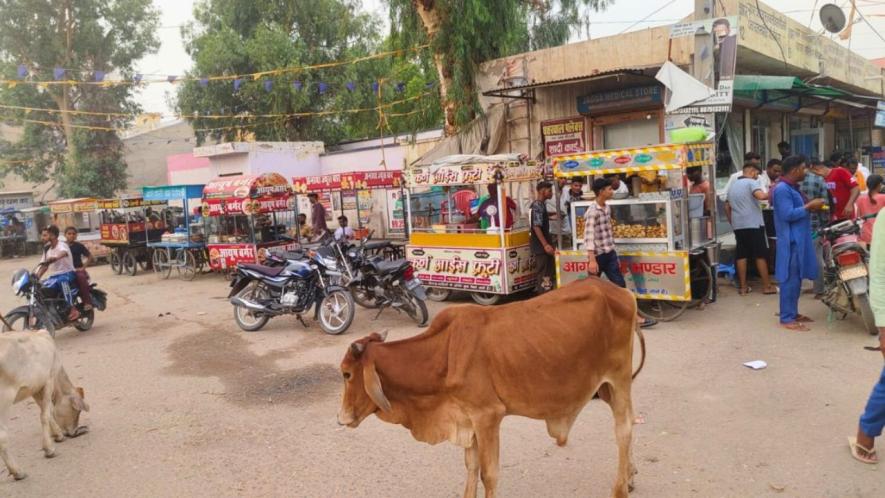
[371,259,410,275]
[364,241,391,251]
[240,263,285,277]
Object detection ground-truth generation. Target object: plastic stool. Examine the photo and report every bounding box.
[716,263,736,285]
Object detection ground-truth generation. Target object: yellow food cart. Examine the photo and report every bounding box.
[552,142,717,321]
[404,155,541,305]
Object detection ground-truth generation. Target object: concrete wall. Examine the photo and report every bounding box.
[321,145,405,175]
[122,121,196,193]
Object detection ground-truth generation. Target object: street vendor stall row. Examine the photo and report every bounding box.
[48,198,110,261]
[97,196,167,276]
[404,155,540,305]
[202,173,299,273]
[552,142,718,321]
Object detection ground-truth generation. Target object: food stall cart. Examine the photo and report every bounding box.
[552,142,717,321]
[97,196,167,276]
[142,185,207,281]
[292,170,406,258]
[0,208,26,257]
[202,173,298,273]
[403,155,541,305]
[48,198,110,261]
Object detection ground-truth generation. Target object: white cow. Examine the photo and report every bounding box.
[0,330,89,480]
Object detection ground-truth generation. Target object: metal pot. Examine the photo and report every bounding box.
[690,217,709,246]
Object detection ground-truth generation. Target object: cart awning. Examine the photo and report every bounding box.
[406,160,542,187]
[291,170,402,193]
[733,75,849,98]
[143,185,205,202]
[96,197,166,210]
[202,173,291,216]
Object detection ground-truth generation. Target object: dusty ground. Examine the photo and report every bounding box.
[0,254,883,498]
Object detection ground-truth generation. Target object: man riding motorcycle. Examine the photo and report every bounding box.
[35,225,80,321]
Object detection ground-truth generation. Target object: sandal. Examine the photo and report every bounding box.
[848,437,879,464]
[780,322,809,332]
[762,287,778,295]
[796,314,814,323]
[739,287,752,296]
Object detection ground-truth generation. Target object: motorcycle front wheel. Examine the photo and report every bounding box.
[854,294,879,335]
[233,284,270,332]
[318,289,355,335]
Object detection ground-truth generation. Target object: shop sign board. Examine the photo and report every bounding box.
[407,161,541,187]
[556,251,690,301]
[407,246,507,293]
[505,245,537,293]
[875,101,885,129]
[386,190,405,232]
[867,146,885,174]
[553,143,713,176]
[541,117,586,158]
[207,241,301,270]
[577,86,661,115]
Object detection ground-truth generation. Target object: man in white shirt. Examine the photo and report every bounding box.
[36,225,79,320]
[334,215,355,242]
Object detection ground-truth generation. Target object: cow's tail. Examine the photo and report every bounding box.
[632,321,647,380]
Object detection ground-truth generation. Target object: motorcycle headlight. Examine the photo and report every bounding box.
[11,269,29,295]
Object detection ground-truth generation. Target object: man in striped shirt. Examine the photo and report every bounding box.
[585,178,656,328]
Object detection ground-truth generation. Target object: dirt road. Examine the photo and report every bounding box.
[1,255,882,497]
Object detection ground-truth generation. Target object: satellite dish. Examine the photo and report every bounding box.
[820,3,847,34]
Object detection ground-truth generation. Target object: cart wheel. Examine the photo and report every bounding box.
[688,258,713,306]
[470,292,501,306]
[109,250,123,275]
[179,250,198,281]
[122,251,137,276]
[425,288,451,302]
[637,299,689,322]
[153,249,171,280]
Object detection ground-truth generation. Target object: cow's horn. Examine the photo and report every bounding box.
[350,342,365,357]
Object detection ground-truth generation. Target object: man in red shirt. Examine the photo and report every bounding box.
[810,159,859,221]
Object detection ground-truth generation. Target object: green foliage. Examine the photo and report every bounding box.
[0,0,159,198]
[177,0,442,145]
[386,0,610,128]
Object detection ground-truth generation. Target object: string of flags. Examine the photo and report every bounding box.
[2,45,430,88]
[0,91,434,123]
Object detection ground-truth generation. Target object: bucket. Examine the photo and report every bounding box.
[690,217,709,245]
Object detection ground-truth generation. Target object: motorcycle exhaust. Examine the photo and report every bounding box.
[230,296,269,313]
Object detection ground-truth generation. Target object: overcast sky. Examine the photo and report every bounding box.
[134,0,885,115]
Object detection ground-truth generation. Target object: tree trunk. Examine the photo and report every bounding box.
[414,1,458,137]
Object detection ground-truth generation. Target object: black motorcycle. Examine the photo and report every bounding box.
[228,247,355,335]
[3,266,108,336]
[347,252,428,326]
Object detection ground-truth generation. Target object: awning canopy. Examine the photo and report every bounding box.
[202,173,291,217]
[733,75,849,98]
[292,170,403,194]
[732,75,881,113]
[49,198,98,214]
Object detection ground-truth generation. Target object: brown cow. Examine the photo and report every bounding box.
[338,277,645,498]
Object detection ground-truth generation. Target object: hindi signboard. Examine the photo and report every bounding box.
[556,250,690,301]
[541,117,586,158]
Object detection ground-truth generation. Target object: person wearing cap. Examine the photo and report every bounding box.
[584,178,656,328]
[530,181,555,293]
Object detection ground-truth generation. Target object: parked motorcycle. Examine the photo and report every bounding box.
[228,246,355,335]
[818,215,878,335]
[2,265,108,336]
[348,254,428,326]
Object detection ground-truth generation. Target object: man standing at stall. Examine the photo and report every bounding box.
[810,158,859,221]
[334,215,355,242]
[308,193,328,236]
[584,178,656,328]
[725,163,776,296]
[530,181,555,293]
[801,157,831,298]
[771,156,825,331]
[559,178,585,245]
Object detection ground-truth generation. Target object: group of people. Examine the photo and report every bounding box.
[297,193,356,243]
[724,148,884,332]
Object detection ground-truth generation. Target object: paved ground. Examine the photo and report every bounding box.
[0,254,882,497]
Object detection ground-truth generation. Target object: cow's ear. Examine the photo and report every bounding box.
[350,342,365,358]
[70,393,89,412]
[377,329,388,342]
[362,361,391,412]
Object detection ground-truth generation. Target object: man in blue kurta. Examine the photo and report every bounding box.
[771,155,826,331]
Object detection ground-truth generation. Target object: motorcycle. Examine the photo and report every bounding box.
[348,254,428,326]
[2,265,108,336]
[228,245,355,335]
[818,215,878,335]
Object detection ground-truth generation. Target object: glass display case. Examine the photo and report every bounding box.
[571,198,685,252]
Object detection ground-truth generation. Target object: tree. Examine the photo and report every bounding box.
[386,0,611,135]
[177,0,442,145]
[0,0,159,198]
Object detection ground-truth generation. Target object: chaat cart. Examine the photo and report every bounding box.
[202,173,299,274]
[551,142,718,321]
[48,198,111,261]
[97,196,167,276]
[143,185,207,281]
[291,170,406,258]
[403,155,541,305]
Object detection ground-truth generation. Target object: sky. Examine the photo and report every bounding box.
[134,0,885,116]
